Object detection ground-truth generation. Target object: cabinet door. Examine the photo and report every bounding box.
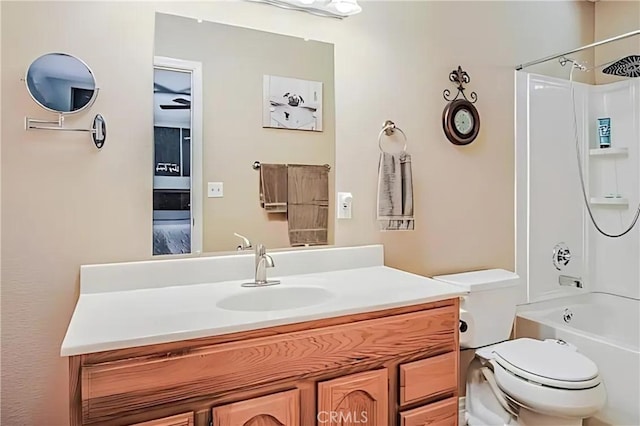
[130,412,194,426]
[317,369,388,426]
[212,389,300,426]
[399,397,458,426]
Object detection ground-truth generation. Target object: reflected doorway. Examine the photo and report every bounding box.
[153,58,202,255]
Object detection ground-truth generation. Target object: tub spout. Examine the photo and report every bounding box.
[559,274,583,288]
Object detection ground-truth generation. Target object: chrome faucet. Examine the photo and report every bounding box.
[242,244,280,287]
[234,233,252,251]
[559,274,583,288]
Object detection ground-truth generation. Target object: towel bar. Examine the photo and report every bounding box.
[253,161,331,171]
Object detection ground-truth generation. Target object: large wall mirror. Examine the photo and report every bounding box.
[153,13,335,255]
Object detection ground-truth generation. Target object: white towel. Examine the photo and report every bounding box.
[377,152,414,230]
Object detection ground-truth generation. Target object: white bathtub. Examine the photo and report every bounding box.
[516,292,639,426]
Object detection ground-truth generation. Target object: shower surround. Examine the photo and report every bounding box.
[515,70,640,425]
[516,72,640,303]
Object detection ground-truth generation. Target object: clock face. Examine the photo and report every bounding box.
[454,108,474,135]
[442,99,480,145]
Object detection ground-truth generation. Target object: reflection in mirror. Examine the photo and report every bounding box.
[153,66,197,256]
[154,13,335,254]
[25,53,97,114]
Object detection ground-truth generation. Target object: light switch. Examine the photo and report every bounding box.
[337,192,352,219]
[208,182,224,198]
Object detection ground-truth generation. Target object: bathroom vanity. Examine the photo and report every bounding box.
[62,246,465,426]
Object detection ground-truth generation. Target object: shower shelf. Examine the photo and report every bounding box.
[589,197,629,207]
[589,147,628,157]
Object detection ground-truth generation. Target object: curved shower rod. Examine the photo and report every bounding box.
[515,29,640,71]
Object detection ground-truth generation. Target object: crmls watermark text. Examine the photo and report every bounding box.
[317,411,369,424]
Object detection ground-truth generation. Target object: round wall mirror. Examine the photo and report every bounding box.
[25,53,97,114]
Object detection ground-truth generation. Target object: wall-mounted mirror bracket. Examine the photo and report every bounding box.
[25,113,107,149]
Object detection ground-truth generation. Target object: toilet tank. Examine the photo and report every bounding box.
[433,269,520,349]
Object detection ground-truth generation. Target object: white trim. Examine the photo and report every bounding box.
[459,396,467,426]
[153,56,203,255]
[515,70,530,305]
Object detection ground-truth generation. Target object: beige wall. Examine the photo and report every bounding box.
[1,2,594,424]
[155,14,336,252]
[357,1,593,276]
[595,0,640,85]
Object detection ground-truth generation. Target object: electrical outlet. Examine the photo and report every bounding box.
[208,182,224,198]
[337,192,352,219]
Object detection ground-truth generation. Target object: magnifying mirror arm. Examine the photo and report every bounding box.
[25,113,107,149]
[26,114,82,131]
[27,113,85,131]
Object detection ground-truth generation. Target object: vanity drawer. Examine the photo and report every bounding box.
[399,352,457,406]
[399,397,458,426]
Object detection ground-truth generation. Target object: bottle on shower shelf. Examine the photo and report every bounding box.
[598,117,611,148]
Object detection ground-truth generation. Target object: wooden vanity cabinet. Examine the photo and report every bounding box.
[70,298,459,426]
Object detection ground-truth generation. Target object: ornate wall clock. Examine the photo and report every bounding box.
[442,66,480,145]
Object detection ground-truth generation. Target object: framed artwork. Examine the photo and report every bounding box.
[263,75,323,131]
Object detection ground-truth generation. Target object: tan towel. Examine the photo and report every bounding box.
[377,152,414,230]
[259,164,288,213]
[287,165,329,246]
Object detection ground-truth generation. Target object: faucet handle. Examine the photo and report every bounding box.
[256,243,266,256]
[552,243,571,270]
[234,233,252,251]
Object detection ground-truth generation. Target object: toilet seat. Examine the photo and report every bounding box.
[475,338,606,419]
[490,359,606,418]
[478,338,601,390]
[493,354,601,389]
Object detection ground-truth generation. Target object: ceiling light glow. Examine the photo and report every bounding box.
[247,0,362,19]
[332,0,360,14]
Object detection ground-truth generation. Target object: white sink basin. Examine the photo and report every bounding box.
[216,286,334,312]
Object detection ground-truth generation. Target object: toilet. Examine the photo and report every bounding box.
[433,269,606,426]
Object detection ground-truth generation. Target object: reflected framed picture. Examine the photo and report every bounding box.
[263,75,323,131]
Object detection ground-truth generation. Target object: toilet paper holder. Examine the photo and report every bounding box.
[460,319,468,333]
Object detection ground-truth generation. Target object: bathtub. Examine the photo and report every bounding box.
[516,292,639,426]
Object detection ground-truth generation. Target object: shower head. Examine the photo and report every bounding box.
[602,55,640,78]
[559,56,587,71]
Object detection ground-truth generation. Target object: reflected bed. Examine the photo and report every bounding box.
[153,220,191,255]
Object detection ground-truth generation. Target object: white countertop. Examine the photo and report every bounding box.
[61,246,466,356]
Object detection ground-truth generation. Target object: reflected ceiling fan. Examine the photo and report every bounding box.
[160,97,191,110]
[154,83,191,110]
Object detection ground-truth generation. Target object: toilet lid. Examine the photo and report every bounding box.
[491,338,599,386]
